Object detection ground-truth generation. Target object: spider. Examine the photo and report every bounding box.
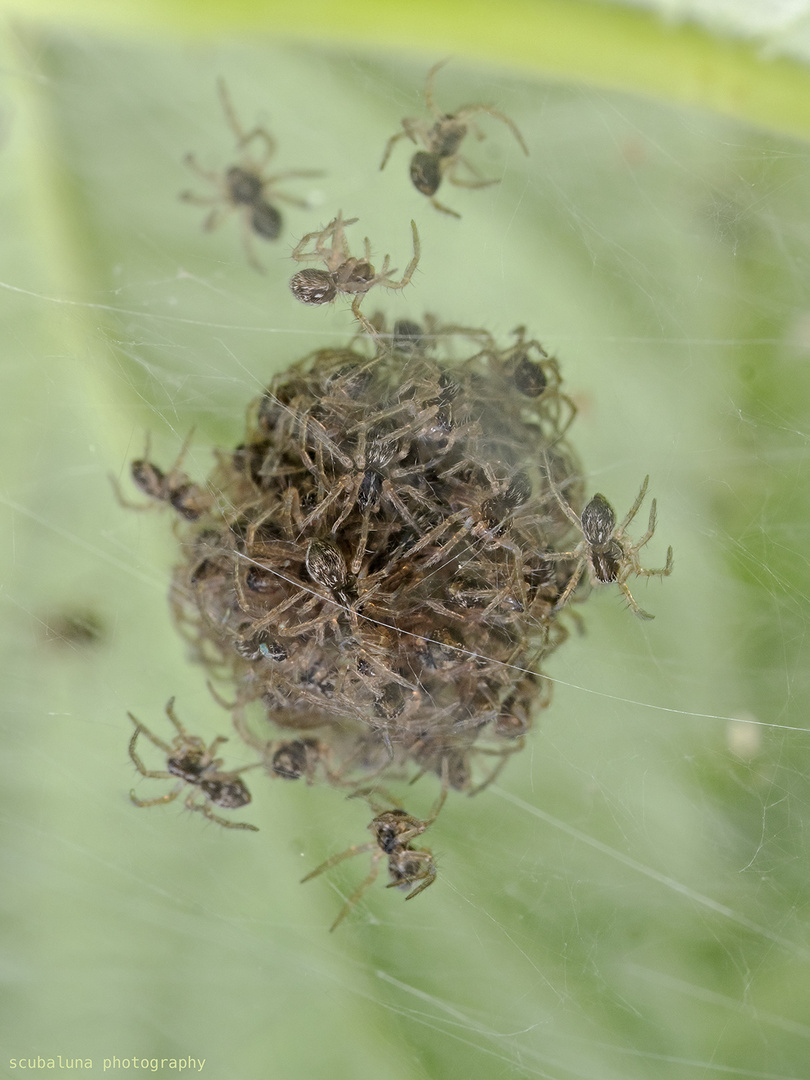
[493,326,577,438]
[180,78,322,272]
[127,698,259,830]
[288,212,421,337]
[270,738,331,783]
[296,421,435,574]
[301,785,446,930]
[398,466,535,574]
[380,59,529,218]
[543,468,674,620]
[112,432,210,521]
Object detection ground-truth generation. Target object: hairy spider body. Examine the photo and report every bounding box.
[544,470,674,619]
[127,698,258,830]
[112,433,211,521]
[130,461,207,521]
[270,738,331,782]
[381,61,529,217]
[289,213,420,337]
[302,786,446,930]
[410,150,442,196]
[181,79,321,271]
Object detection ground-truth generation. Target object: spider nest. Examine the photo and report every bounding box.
[164,319,585,795]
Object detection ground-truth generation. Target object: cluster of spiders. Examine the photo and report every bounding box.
[120,64,673,928]
[121,310,672,925]
[180,64,529,335]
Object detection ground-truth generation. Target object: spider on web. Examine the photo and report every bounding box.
[380,60,529,217]
[180,78,322,271]
[288,212,421,337]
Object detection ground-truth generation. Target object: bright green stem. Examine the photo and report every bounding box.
[7,0,810,140]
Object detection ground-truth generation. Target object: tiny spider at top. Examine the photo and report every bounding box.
[181,78,322,272]
[543,465,674,620]
[289,212,421,338]
[380,60,529,218]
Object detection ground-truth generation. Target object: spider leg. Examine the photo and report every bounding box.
[179,190,222,209]
[429,195,461,218]
[401,858,437,901]
[300,840,378,882]
[454,103,529,155]
[553,556,587,612]
[263,189,312,212]
[542,450,584,530]
[127,716,173,757]
[350,294,379,338]
[238,210,268,273]
[424,58,450,116]
[290,225,329,262]
[383,220,421,290]
[447,171,499,190]
[384,849,436,898]
[424,771,448,826]
[617,476,650,531]
[298,474,356,533]
[186,793,259,831]
[617,580,655,621]
[380,128,410,170]
[181,152,221,187]
[328,852,384,932]
[446,154,499,189]
[130,782,184,808]
[215,77,277,164]
[202,204,238,234]
[163,697,193,738]
[626,544,674,580]
[466,738,526,796]
[205,734,229,758]
[236,125,277,167]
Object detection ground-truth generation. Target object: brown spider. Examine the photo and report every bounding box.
[544,468,674,620]
[493,326,577,438]
[301,786,446,930]
[295,421,436,574]
[288,212,421,337]
[380,60,529,218]
[180,78,322,272]
[270,738,331,783]
[396,466,535,573]
[127,698,259,830]
[111,432,210,521]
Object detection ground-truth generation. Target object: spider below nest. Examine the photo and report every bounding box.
[301,784,446,930]
[127,698,259,830]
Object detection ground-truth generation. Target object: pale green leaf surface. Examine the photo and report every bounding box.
[2,8,810,1080]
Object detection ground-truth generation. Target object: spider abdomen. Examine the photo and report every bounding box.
[200,777,252,809]
[250,201,282,239]
[289,269,337,305]
[410,151,442,195]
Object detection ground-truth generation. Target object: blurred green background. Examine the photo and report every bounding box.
[3,3,810,1079]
